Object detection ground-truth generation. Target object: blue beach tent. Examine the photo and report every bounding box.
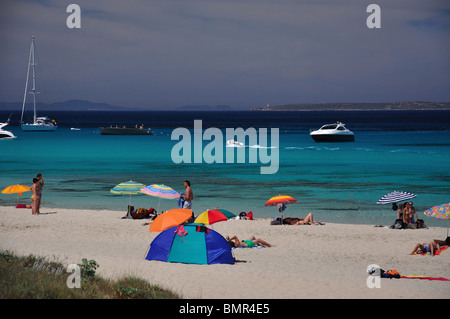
[145,223,235,265]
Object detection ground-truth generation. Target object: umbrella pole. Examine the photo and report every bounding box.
[447,219,449,238]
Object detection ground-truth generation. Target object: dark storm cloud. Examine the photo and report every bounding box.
[1,0,449,109]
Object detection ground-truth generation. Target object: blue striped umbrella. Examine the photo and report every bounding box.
[140,184,180,199]
[140,184,180,212]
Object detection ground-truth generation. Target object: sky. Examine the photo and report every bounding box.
[0,0,449,110]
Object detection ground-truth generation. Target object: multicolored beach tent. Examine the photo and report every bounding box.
[145,223,234,265]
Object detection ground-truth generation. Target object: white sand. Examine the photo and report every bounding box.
[1,206,449,299]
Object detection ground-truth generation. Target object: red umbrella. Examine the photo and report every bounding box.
[195,209,235,225]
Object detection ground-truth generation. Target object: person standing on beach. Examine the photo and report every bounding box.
[36,173,44,213]
[181,180,193,209]
[31,178,42,215]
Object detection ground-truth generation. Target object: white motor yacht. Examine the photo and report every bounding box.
[310,122,354,142]
[0,122,16,139]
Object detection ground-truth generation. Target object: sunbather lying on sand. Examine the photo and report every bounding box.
[284,213,323,225]
[225,235,274,248]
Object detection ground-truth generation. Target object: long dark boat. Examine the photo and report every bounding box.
[100,126,154,135]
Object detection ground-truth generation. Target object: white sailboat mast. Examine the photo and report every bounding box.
[21,36,32,123]
[21,35,39,124]
[30,35,39,124]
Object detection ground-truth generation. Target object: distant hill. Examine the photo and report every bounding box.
[175,105,233,111]
[0,99,126,111]
[251,101,450,111]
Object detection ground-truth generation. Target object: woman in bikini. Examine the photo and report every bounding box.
[226,235,274,248]
[31,178,42,215]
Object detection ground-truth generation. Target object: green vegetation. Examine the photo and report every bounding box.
[0,251,180,299]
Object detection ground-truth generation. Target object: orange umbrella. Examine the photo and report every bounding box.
[265,195,298,223]
[1,185,31,204]
[149,208,193,232]
[265,195,297,206]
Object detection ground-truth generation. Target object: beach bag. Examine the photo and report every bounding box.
[270,217,282,225]
[381,269,400,279]
[415,219,425,229]
[393,219,403,229]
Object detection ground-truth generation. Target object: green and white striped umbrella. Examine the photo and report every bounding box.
[110,180,145,205]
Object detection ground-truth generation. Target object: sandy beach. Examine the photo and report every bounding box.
[1,206,449,299]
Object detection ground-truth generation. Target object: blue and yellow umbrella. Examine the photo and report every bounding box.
[110,180,145,205]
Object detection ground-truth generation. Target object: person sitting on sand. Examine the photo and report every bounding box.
[225,235,274,248]
[397,203,404,221]
[409,240,441,256]
[284,212,323,225]
[432,237,450,247]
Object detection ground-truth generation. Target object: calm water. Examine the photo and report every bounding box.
[1,110,449,226]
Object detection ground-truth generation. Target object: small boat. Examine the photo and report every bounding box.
[310,122,354,142]
[0,122,16,139]
[70,127,81,131]
[100,126,154,135]
[20,35,57,132]
[226,139,244,146]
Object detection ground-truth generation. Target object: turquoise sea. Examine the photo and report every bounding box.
[1,110,449,227]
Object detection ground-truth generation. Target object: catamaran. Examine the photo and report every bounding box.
[20,35,57,131]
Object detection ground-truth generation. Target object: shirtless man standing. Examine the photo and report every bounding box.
[182,180,193,209]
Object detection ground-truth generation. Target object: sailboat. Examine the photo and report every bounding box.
[20,35,57,132]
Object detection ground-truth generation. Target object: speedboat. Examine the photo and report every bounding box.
[226,139,244,146]
[310,122,354,142]
[0,122,16,139]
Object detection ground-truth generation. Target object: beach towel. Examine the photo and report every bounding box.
[232,246,265,250]
[178,193,185,208]
[400,275,450,282]
[413,246,448,256]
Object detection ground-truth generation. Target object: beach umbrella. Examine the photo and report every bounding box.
[1,184,31,204]
[424,203,450,237]
[216,209,236,219]
[140,184,180,212]
[194,209,235,225]
[376,191,416,205]
[265,195,297,223]
[149,208,193,232]
[110,180,145,205]
[265,195,298,206]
